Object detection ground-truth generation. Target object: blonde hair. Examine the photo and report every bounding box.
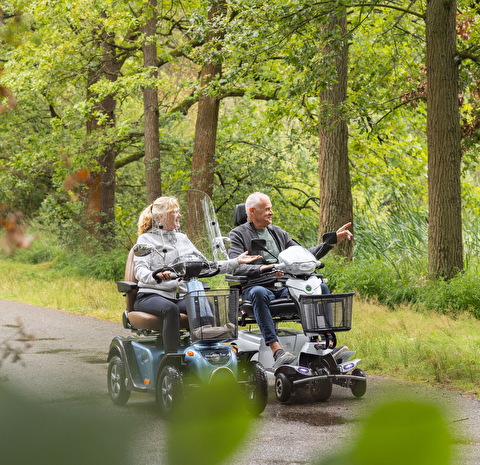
[137,196,180,235]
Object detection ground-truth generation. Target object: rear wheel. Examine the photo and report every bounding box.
[107,355,131,405]
[245,361,268,415]
[275,372,292,403]
[350,368,367,398]
[156,365,183,418]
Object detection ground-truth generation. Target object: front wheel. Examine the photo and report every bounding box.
[156,365,184,418]
[309,369,332,402]
[245,361,268,416]
[275,372,292,403]
[350,368,367,398]
[107,355,131,405]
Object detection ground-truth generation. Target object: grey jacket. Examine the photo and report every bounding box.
[134,229,240,299]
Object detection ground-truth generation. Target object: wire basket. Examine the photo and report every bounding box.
[298,292,355,333]
[186,288,239,342]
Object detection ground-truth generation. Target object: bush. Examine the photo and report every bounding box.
[6,221,130,282]
[324,254,480,319]
[418,269,480,318]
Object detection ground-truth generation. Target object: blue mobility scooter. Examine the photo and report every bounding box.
[228,204,367,403]
[107,191,268,417]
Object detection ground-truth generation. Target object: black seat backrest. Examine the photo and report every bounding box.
[233,203,247,226]
[124,248,138,311]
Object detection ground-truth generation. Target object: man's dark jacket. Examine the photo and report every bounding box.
[227,221,335,289]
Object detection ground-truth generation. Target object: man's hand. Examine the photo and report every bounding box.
[336,222,353,244]
[259,264,275,272]
[259,264,283,277]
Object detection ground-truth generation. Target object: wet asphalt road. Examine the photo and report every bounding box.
[1,299,479,465]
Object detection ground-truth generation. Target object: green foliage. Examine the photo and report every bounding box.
[420,271,480,319]
[213,99,320,245]
[322,190,480,320]
[167,374,253,465]
[0,384,131,465]
[7,220,128,281]
[317,399,452,465]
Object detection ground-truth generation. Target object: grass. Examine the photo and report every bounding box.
[1,259,478,397]
[0,260,124,322]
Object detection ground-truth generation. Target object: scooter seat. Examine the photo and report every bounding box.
[240,297,299,321]
[125,311,163,331]
[124,310,189,332]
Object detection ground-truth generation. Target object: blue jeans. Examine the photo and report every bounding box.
[242,286,289,346]
[243,283,330,345]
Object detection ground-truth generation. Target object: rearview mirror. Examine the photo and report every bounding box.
[133,243,154,257]
[250,238,267,253]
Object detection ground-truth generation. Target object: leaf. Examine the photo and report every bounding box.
[317,398,453,465]
[166,371,253,465]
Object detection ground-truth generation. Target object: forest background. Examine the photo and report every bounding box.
[2,3,480,462]
[1,0,480,319]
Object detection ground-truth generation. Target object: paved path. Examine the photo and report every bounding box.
[1,299,479,464]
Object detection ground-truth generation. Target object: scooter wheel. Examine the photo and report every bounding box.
[350,368,367,398]
[309,376,332,402]
[245,361,268,416]
[275,372,292,403]
[107,355,131,405]
[156,365,184,417]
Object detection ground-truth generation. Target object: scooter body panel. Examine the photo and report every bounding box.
[285,276,324,301]
[236,328,308,370]
[108,335,239,392]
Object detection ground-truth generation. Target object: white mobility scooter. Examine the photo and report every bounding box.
[227,204,367,403]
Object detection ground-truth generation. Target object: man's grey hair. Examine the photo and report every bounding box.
[245,192,269,213]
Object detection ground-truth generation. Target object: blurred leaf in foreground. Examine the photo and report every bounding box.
[166,371,253,465]
[0,384,131,465]
[318,398,452,465]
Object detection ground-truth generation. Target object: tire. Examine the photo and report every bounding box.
[275,372,292,403]
[107,355,131,405]
[245,361,268,416]
[350,368,367,398]
[309,374,333,402]
[156,365,183,418]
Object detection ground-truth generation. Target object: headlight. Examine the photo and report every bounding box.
[202,348,232,365]
[290,261,317,274]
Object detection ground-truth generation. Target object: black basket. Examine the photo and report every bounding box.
[298,292,355,333]
[186,288,239,342]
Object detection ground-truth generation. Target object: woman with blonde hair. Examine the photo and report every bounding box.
[133,196,259,353]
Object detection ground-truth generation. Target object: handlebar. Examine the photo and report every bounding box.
[152,258,220,282]
[151,267,179,282]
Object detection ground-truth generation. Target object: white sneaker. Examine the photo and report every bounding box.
[272,350,296,369]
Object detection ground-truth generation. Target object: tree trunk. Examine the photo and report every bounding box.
[142,0,162,204]
[190,64,221,199]
[318,10,354,259]
[190,1,225,199]
[426,0,463,279]
[85,27,121,241]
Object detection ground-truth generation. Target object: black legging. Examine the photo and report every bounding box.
[133,293,187,353]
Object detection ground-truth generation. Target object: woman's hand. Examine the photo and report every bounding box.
[155,271,173,281]
[237,251,262,264]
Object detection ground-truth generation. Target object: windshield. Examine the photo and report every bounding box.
[173,189,229,262]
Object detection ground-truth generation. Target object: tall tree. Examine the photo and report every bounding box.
[318,6,353,259]
[190,0,226,198]
[142,0,162,204]
[426,0,464,279]
[85,14,125,241]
